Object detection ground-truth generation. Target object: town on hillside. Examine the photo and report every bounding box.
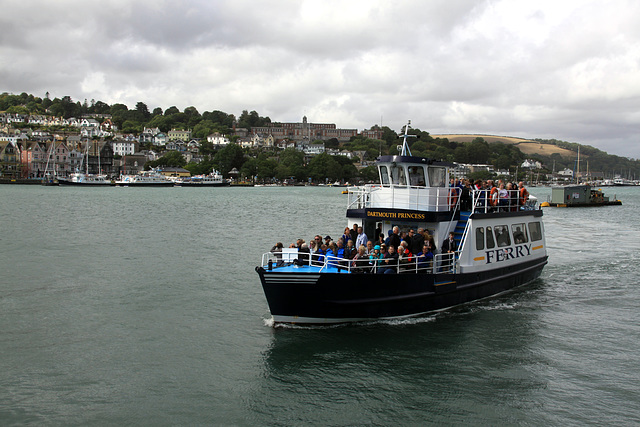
[1,93,639,184]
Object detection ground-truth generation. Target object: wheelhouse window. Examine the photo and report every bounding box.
[408,166,426,187]
[476,227,485,250]
[390,166,407,186]
[379,166,390,186]
[528,221,542,241]
[427,167,446,187]
[494,225,511,247]
[512,223,528,244]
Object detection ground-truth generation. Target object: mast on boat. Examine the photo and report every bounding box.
[399,120,416,156]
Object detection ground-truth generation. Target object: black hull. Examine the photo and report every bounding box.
[58,180,114,186]
[547,201,622,207]
[176,182,229,187]
[257,257,547,324]
[115,183,174,187]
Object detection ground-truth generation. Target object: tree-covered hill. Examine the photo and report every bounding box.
[2,91,639,179]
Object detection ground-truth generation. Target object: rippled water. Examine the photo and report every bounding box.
[1,185,639,425]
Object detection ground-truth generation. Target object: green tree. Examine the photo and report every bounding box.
[121,120,142,134]
[135,102,151,122]
[359,165,379,182]
[213,143,245,176]
[324,138,340,149]
[164,106,180,116]
[307,153,343,182]
[146,151,186,169]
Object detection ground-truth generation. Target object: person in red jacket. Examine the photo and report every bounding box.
[518,181,530,207]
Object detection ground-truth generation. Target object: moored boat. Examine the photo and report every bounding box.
[115,170,174,187]
[256,121,548,325]
[58,172,113,186]
[541,185,622,207]
[173,171,228,187]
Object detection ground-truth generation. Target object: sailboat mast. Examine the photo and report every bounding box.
[576,146,580,184]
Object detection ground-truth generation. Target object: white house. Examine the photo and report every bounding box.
[111,140,137,156]
[521,159,542,169]
[207,132,230,146]
[304,142,325,155]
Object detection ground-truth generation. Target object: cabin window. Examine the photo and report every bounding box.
[486,226,495,249]
[391,166,407,186]
[379,166,390,186]
[428,167,446,187]
[528,221,542,241]
[408,166,426,187]
[475,227,485,250]
[494,225,511,247]
[511,223,528,244]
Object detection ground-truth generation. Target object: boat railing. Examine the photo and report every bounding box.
[347,184,457,212]
[470,189,537,213]
[261,250,458,275]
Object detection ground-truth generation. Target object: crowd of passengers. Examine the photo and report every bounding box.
[451,179,530,212]
[270,224,459,274]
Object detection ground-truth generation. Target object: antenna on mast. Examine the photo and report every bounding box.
[399,120,416,156]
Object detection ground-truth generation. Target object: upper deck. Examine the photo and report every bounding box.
[347,154,455,213]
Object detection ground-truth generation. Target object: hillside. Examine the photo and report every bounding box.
[432,134,578,159]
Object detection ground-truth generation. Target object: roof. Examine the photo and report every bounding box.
[377,155,454,167]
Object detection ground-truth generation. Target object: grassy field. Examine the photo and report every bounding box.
[432,134,578,159]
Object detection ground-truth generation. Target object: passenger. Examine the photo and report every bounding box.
[379,243,388,257]
[513,226,526,244]
[324,235,332,247]
[379,233,387,247]
[313,243,326,266]
[308,239,316,254]
[341,227,352,245]
[351,245,370,273]
[475,180,486,212]
[289,238,304,249]
[498,182,509,211]
[416,244,434,272]
[270,242,284,266]
[349,223,359,243]
[368,245,383,272]
[398,241,413,271]
[365,240,374,255]
[379,245,399,274]
[460,179,472,211]
[424,231,436,254]
[410,228,425,255]
[519,181,529,207]
[297,243,310,265]
[344,239,356,259]
[374,223,383,242]
[326,241,337,258]
[488,180,498,211]
[355,226,368,248]
[505,182,514,211]
[389,226,401,250]
[440,232,457,272]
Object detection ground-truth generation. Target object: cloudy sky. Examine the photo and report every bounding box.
[2,0,640,157]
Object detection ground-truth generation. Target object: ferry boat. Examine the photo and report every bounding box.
[115,170,174,187]
[256,121,548,325]
[173,171,228,187]
[59,172,113,186]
